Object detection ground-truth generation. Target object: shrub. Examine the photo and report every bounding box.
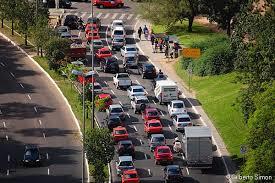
[95,96,111,111]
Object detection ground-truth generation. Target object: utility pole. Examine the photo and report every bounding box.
[91,1,95,129]
[82,75,86,183]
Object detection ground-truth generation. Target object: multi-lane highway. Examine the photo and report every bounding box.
[0,36,85,182]
[71,0,229,182]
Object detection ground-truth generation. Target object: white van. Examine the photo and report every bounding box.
[111,27,126,39]
[154,80,179,104]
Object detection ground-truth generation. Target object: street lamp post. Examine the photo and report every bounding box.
[91,2,95,129]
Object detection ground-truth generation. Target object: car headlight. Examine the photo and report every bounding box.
[36,159,40,162]
[25,160,29,162]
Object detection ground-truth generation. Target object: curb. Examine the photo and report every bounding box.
[133,19,236,183]
[0,32,90,183]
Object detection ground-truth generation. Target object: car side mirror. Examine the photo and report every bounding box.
[212,145,217,151]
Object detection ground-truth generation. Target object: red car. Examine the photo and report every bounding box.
[93,0,124,8]
[86,30,100,41]
[121,169,139,183]
[112,126,129,142]
[77,75,95,85]
[154,146,173,165]
[95,94,113,111]
[85,23,99,34]
[142,107,160,121]
[95,47,112,59]
[144,119,163,136]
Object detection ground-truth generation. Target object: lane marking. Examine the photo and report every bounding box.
[104,81,108,86]
[94,69,99,74]
[19,83,24,88]
[0,109,2,115]
[43,132,46,139]
[8,154,10,162]
[103,13,110,19]
[7,169,9,176]
[111,13,118,19]
[152,100,156,105]
[144,89,148,95]
[47,168,50,175]
[111,89,115,95]
[38,119,42,126]
[133,125,137,132]
[81,12,87,18]
[144,153,147,160]
[96,13,102,18]
[148,169,151,176]
[119,101,123,106]
[127,14,134,20]
[186,167,189,175]
[3,121,6,128]
[119,13,126,19]
[114,56,118,60]
[127,113,130,118]
[10,72,15,78]
[159,111,165,116]
[135,80,140,85]
[6,135,8,141]
[46,153,49,160]
[0,62,5,66]
[168,125,172,131]
[27,94,31,100]
[88,13,93,18]
[139,139,143,145]
[34,107,38,113]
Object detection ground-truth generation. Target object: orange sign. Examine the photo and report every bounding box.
[182,48,201,58]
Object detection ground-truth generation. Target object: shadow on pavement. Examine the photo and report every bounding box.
[0,175,82,183]
[15,128,78,138]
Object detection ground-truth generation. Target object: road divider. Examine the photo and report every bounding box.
[38,119,42,126]
[19,83,24,88]
[10,72,15,78]
[34,107,38,113]
[27,94,32,100]
[111,89,115,95]
[3,121,6,128]
[6,135,8,141]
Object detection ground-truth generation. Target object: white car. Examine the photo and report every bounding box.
[127,85,146,100]
[173,114,192,131]
[111,26,126,39]
[111,20,124,31]
[120,45,139,57]
[106,104,126,120]
[168,100,187,117]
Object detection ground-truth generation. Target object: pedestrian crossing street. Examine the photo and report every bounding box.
[63,11,140,22]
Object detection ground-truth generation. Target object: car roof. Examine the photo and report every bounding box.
[146,107,158,111]
[156,145,170,150]
[131,85,144,89]
[112,20,124,23]
[147,119,161,123]
[125,45,137,48]
[119,156,133,162]
[113,26,125,31]
[151,134,165,138]
[94,82,100,85]
[166,165,180,169]
[134,96,148,100]
[99,47,110,51]
[176,113,190,118]
[171,100,184,103]
[110,104,122,108]
[119,140,132,144]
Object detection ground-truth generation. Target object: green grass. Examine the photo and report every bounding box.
[174,62,246,156]
[152,21,226,47]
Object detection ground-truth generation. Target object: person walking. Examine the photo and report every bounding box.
[154,39,159,53]
[159,39,163,53]
[164,43,169,58]
[137,27,142,40]
[143,25,149,40]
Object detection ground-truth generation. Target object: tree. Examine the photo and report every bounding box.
[201,0,249,36]
[4,0,17,35]
[0,0,7,28]
[85,128,115,183]
[242,82,275,181]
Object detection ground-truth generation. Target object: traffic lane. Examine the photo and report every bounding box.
[0,37,83,181]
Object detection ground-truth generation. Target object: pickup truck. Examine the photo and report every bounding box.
[113,73,132,89]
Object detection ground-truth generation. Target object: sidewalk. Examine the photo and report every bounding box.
[133,19,237,182]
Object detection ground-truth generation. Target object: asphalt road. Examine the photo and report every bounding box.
[0,37,84,182]
[69,1,228,182]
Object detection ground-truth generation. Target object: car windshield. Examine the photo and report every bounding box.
[125,173,137,178]
[112,108,123,113]
[94,41,103,46]
[126,57,135,62]
[117,74,129,78]
[168,168,181,175]
[126,47,137,52]
[120,161,133,166]
[114,39,124,42]
[94,85,102,90]
[145,65,155,70]
[136,99,149,104]
[174,103,184,108]
[59,28,67,33]
[25,149,39,159]
[110,117,120,123]
[101,51,110,54]
[149,123,161,127]
[114,23,123,26]
[152,137,164,142]
[114,30,124,35]
[178,117,191,122]
[148,111,158,116]
[133,88,144,93]
[158,148,170,153]
[115,129,126,135]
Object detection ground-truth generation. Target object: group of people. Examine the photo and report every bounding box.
[137,25,181,59]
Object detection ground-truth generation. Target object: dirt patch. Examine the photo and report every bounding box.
[194,16,225,33]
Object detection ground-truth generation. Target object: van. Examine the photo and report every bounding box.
[154,80,179,104]
[111,27,126,39]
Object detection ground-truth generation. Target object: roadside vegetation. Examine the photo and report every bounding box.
[140,0,275,178]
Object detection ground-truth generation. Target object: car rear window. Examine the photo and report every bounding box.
[136,99,149,104]
[101,51,110,54]
[168,168,180,175]
[112,108,123,113]
[164,88,176,92]
[149,123,161,127]
[114,30,124,35]
[127,47,137,52]
[174,103,184,108]
[115,130,126,135]
[125,173,137,178]
[94,85,102,90]
[152,137,164,142]
[94,41,102,46]
[117,74,129,78]
[158,148,170,153]
[148,111,158,116]
[114,39,124,42]
[178,117,191,122]
[120,161,133,166]
[133,88,144,93]
[145,65,154,70]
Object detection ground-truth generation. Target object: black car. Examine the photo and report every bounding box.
[87,17,101,28]
[23,145,42,167]
[47,0,72,9]
[106,115,123,130]
[138,63,157,79]
[117,140,135,157]
[100,57,119,73]
[163,165,184,183]
[64,15,79,30]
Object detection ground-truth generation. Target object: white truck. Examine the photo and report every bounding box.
[182,126,217,169]
[154,79,179,104]
[113,73,132,89]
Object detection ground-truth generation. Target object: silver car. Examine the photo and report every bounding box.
[130,96,149,113]
[116,156,134,176]
[173,114,192,131]
[149,134,166,151]
[106,104,126,121]
[111,37,125,50]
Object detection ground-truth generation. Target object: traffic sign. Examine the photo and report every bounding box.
[182,48,201,58]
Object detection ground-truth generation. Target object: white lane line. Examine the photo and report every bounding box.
[3,121,6,128]
[152,100,156,105]
[148,169,151,176]
[8,154,10,162]
[186,167,190,175]
[114,56,118,60]
[0,109,2,115]
[10,72,15,78]
[119,101,123,106]
[94,69,99,74]
[144,90,148,94]
[19,83,24,88]
[111,89,115,95]
[47,168,50,175]
[34,107,38,113]
[135,80,140,85]
[104,81,108,86]
[43,132,46,139]
[159,111,165,116]
[46,153,49,160]
[139,139,143,145]
[133,125,137,132]
[7,169,9,176]
[81,12,87,18]
[38,119,42,126]
[88,13,93,18]
[103,13,110,19]
[127,113,130,118]
[144,153,147,160]
[111,13,118,19]
[119,13,126,19]
[127,14,134,20]
[6,135,8,141]
[0,62,5,66]
[27,94,31,100]
[96,13,102,18]
[168,125,172,131]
